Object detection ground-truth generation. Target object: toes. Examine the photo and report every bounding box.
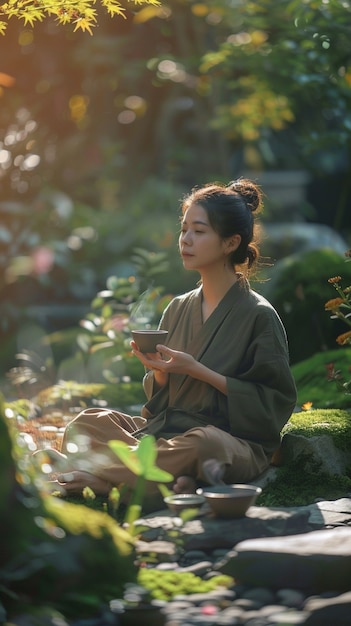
[173,475,197,494]
[48,480,67,496]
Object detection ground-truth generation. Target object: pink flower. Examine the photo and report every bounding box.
[31,246,54,275]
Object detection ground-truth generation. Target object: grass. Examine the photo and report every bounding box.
[292,348,351,409]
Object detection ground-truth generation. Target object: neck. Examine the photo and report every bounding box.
[200,267,238,306]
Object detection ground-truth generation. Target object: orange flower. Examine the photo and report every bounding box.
[328,276,342,283]
[324,297,345,311]
[336,330,351,345]
[301,401,313,411]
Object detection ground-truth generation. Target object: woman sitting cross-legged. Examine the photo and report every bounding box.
[36,178,297,506]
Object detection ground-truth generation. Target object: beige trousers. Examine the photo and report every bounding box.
[61,408,269,495]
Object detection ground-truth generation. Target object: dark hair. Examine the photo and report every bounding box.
[181,178,263,270]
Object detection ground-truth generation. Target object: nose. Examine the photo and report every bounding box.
[181,230,192,245]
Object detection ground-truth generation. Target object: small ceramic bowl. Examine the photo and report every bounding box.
[131,330,168,353]
[164,493,206,514]
[197,484,262,519]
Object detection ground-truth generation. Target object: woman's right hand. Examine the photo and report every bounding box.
[130,341,169,387]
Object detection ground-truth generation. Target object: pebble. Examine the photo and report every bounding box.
[144,575,350,626]
[68,522,351,626]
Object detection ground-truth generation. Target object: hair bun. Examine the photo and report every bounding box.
[228,178,263,213]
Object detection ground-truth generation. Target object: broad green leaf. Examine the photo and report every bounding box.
[144,466,173,482]
[108,440,142,475]
[137,434,157,471]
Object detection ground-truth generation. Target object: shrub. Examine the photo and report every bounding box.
[258,249,351,364]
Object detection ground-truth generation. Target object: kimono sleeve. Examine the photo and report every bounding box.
[226,310,297,454]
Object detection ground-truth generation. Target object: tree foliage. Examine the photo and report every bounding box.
[200,0,351,165]
[0,0,160,35]
[1,0,351,354]
[1,1,351,192]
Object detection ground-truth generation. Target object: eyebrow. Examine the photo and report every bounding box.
[181,219,209,226]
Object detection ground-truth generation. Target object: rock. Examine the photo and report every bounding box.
[279,432,351,476]
[217,526,351,593]
[303,591,351,625]
[135,539,179,562]
[136,506,313,554]
[276,588,305,608]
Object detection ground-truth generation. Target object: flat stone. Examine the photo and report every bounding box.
[135,539,179,561]
[217,526,351,593]
[137,506,314,553]
[303,591,351,625]
[268,497,351,529]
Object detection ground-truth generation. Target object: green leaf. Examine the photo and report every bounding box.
[137,434,157,471]
[144,466,173,482]
[108,440,142,475]
[124,504,142,531]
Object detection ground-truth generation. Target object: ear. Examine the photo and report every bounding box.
[224,234,241,254]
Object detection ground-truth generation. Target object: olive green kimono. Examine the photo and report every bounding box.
[61,277,297,490]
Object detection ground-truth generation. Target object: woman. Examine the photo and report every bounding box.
[45,178,297,498]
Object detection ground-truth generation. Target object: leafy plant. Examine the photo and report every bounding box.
[323,254,351,399]
[0,0,161,35]
[261,248,351,364]
[108,434,173,532]
[73,248,171,384]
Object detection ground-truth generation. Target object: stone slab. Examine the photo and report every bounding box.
[137,498,351,553]
[218,526,351,593]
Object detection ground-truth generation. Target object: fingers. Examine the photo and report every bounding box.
[55,471,112,495]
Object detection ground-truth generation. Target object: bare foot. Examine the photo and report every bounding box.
[173,475,197,494]
[53,471,113,495]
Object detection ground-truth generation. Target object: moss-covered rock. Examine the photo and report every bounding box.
[282,408,351,451]
[258,409,351,507]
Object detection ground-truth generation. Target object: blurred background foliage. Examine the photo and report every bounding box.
[0,0,351,377]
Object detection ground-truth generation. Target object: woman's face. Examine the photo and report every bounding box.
[179,203,231,273]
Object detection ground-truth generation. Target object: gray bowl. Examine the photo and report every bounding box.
[131,329,168,353]
[197,484,262,519]
[164,493,206,514]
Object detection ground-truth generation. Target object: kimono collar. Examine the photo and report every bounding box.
[190,276,247,360]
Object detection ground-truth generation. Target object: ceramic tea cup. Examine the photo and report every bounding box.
[131,329,168,353]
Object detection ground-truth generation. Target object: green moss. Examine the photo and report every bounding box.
[282,408,351,451]
[44,495,133,554]
[4,397,36,419]
[34,380,145,411]
[291,348,351,409]
[258,458,351,507]
[137,568,234,601]
[257,408,351,506]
